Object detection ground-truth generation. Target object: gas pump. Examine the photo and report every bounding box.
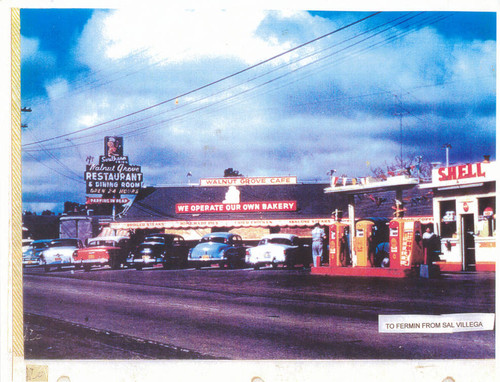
[329,221,349,267]
[388,219,425,269]
[353,218,389,267]
[354,220,372,267]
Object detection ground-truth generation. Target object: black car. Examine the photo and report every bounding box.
[126,234,189,270]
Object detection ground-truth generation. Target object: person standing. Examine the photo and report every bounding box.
[311,223,326,267]
[422,227,440,265]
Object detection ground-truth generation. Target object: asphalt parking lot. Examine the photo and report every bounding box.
[23,265,495,359]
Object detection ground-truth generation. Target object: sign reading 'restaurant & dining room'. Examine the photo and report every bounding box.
[85,136,144,195]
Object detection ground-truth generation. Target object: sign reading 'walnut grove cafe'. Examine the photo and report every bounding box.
[85,136,144,195]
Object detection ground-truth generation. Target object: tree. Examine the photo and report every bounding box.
[223,168,244,177]
[63,201,86,214]
[371,156,432,181]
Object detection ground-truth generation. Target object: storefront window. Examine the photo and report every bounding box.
[440,200,457,238]
[478,197,496,237]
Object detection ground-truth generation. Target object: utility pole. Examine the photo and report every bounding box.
[21,106,31,129]
[393,95,407,169]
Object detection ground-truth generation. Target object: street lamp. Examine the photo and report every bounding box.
[442,144,452,167]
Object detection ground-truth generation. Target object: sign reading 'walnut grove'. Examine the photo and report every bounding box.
[85,136,144,195]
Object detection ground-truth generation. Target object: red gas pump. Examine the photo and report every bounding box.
[389,220,401,269]
[329,222,349,267]
[389,219,425,269]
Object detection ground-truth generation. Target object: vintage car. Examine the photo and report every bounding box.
[22,239,50,267]
[127,234,189,270]
[245,233,310,269]
[22,247,37,267]
[22,239,33,253]
[73,236,131,272]
[187,232,247,269]
[38,238,84,271]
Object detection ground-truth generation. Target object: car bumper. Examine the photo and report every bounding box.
[22,260,38,266]
[127,257,163,265]
[79,258,109,265]
[245,254,286,265]
[45,259,73,265]
[187,257,226,265]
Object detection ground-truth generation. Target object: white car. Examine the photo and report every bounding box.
[38,238,84,272]
[245,234,310,269]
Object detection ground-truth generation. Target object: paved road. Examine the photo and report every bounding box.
[23,266,495,359]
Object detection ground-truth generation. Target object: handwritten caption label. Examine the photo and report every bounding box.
[379,313,495,333]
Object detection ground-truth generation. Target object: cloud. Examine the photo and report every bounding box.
[21,35,56,67]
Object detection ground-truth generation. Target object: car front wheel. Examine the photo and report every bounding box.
[38,257,50,272]
[111,255,123,270]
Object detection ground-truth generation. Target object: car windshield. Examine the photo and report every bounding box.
[262,238,293,246]
[33,242,49,249]
[51,239,78,247]
[144,236,170,244]
[201,236,226,244]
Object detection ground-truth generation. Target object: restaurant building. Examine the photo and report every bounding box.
[108,175,433,245]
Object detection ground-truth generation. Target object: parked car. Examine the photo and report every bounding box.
[73,236,131,272]
[187,232,247,269]
[22,239,51,267]
[38,238,84,272]
[32,239,52,254]
[127,234,189,270]
[22,247,37,267]
[245,233,310,269]
[22,239,33,253]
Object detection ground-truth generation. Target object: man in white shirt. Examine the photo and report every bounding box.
[311,223,326,267]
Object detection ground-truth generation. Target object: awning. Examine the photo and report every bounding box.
[109,215,434,230]
[109,218,335,230]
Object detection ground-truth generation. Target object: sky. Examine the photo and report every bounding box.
[20,7,496,213]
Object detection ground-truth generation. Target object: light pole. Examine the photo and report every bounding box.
[442,143,452,167]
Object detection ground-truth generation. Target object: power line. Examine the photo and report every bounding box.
[22,12,463,154]
[25,11,425,152]
[22,11,382,148]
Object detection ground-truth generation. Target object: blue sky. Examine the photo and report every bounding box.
[20,8,496,213]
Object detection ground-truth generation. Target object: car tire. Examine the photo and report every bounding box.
[110,256,120,270]
[38,257,49,272]
[253,264,260,270]
[83,264,91,272]
[135,264,143,271]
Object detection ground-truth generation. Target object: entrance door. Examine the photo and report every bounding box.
[460,214,476,271]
